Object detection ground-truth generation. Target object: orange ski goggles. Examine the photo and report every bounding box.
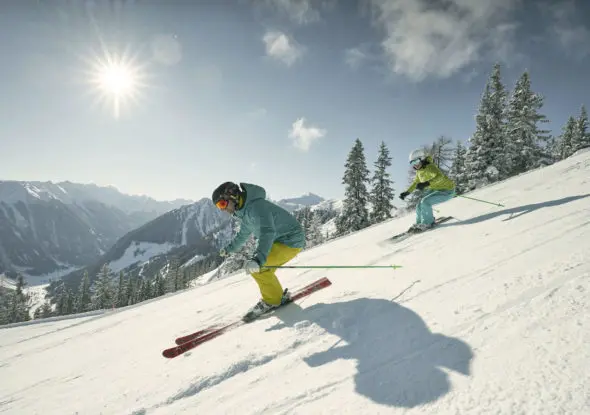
[215,199,229,210]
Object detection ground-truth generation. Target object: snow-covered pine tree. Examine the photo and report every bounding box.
[92,264,114,310]
[573,104,590,152]
[487,63,509,178]
[305,211,325,248]
[370,141,395,224]
[7,275,31,323]
[505,71,551,175]
[556,116,577,160]
[465,63,508,187]
[449,141,469,194]
[336,138,371,235]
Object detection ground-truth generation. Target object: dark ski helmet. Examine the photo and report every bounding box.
[212,181,242,209]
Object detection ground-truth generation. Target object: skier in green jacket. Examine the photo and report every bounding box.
[399,149,456,232]
[212,181,306,321]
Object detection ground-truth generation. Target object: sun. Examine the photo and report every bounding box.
[85,48,148,119]
[97,61,136,97]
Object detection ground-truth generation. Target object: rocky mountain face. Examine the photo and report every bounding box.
[0,181,192,282]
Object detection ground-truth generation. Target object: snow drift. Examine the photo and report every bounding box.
[1,151,589,414]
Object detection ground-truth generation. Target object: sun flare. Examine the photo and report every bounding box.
[85,49,148,119]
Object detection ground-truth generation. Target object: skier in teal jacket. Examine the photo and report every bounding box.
[212,182,305,320]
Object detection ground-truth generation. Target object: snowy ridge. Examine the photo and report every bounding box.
[0,180,192,214]
[1,152,590,414]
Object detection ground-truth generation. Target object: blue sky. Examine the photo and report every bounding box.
[1,0,589,203]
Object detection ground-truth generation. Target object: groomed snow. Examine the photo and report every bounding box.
[1,151,589,414]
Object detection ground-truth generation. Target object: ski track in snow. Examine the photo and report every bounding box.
[1,151,590,414]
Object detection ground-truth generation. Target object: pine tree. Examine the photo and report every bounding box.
[306,211,325,248]
[77,270,91,312]
[370,141,395,223]
[573,104,590,152]
[125,275,135,306]
[167,257,180,293]
[449,141,468,194]
[153,272,166,297]
[556,116,577,159]
[487,63,509,178]
[465,63,508,187]
[8,275,31,323]
[92,264,114,310]
[116,271,127,307]
[505,71,551,175]
[336,138,371,235]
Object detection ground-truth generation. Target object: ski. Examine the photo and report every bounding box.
[388,216,454,242]
[163,277,332,359]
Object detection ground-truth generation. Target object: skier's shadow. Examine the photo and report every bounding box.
[441,194,590,226]
[267,298,473,408]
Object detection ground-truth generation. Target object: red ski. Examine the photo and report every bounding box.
[162,277,332,359]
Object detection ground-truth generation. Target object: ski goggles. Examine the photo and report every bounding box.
[409,158,422,166]
[215,199,229,210]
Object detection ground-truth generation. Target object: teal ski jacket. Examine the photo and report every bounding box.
[224,183,305,265]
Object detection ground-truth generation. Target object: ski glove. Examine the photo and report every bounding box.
[219,248,228,257]
[399,191,409,200]
[244,259,261,274]
[416,181,430,190]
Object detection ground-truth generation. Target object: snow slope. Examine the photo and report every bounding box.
[1,151,590,414]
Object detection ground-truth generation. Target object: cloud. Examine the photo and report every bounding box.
[546,0,590,58]
[263,31,305,66]
[368,0,521,81]
[344,43,382,70]
[288,117,326,151]
[345,47,367,69]
[151,34,182,66]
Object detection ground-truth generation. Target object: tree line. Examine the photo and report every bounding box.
[333,63,589,237]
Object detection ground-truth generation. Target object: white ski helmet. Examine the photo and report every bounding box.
[408,148,426,163]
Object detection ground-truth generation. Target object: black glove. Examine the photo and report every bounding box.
[416,181,430,190]
[399,191,409,200]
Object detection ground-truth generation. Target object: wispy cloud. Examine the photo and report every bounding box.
[546,0,590,59]
[288,117,326,151]
[263,30,305,66]
[344,43,381,70]
[345,47,367,69]
[368,0,521,81]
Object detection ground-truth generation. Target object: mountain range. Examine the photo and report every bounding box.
[0,181,192,283]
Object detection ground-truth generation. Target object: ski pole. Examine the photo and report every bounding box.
[457,194,504,207]
[263,265,402,270]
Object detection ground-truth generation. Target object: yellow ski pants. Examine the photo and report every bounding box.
[250,242,302,306]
